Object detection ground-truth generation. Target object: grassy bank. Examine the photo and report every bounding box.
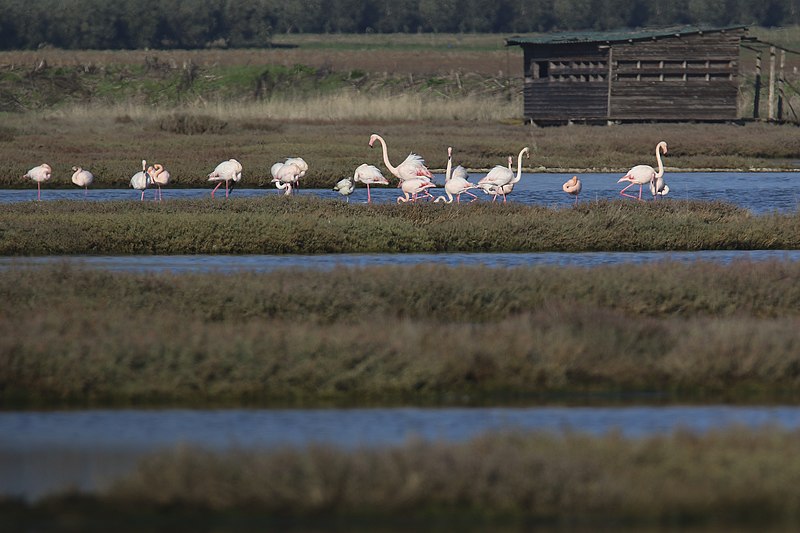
[1,198,798,255]
[6,429,800,530]
[2,260,800,404]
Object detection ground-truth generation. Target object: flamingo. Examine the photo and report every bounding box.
[478,147,529,203]
[397,178,436,203]
[434,147,479,204]
[353,163,388,203]
[271,161,303,196]
[481,156,513,202]
[129,160,152,201]
[272,157,308,192]
[650,174,670,200]
[562,175,582,204]
[150,163,170,201]
[618,141,668,201]
[368,133,433,184]
[23,163,52,201]
[333,177,355,202]
[71,166,93,196]
[208,159,242,198]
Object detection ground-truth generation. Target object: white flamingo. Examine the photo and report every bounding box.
[397,178,436,203]
[353,163,388,203]
[150,163,170,201]
[562,175,582,204]
[71,166,93,196]
[208,158,242,199]
[434,147,479,204]
[650,174,670,200]
[130,160,152,201]
[271,157,308,192]
[23,163,52,201]
[478,147,529,203]
[368,133,433,184]
[618,141,668,201]
[271,161,303,196]
[333,177,355,202]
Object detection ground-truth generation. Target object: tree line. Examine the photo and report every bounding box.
[0,0,796,50]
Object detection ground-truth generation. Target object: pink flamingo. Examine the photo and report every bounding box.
[71,166,94,196]
[434,147,479,203]
[130,160,151,201]
[618,141,668,201]
[23,163,52,201]
[478,147,529,203]
[208,159,242,199]
[353,163,388,203]
[272,162,303,196]
[562,175,582,204]
[397,178,436,203]
[368,133,433,184]
[150,163,170,201]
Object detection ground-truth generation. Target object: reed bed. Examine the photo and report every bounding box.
[2,261,800,403]
[6,429,800,529]
[1,198,797,255]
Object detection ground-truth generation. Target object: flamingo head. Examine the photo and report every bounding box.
[368,134,379,147]
[72,166,79,172]
[141,159,147,171]
[447,146,452,157]
[522,147,530,158]
[508,156,513,168]
[658,141,668,155]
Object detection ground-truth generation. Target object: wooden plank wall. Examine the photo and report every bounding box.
[520,29,745,122]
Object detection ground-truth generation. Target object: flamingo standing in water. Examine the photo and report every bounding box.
[650,174,670,200]
[23,163,52,201]
[333,177,355,202]
[368,133,433,185]
[208,159,242,198]
[478,147,529,202]
[618,141,668,201]
[353,163,388,203]
[130,160,152,201]
[71,166,93,196]
[149,163,170,201]
[434,147,479,204]
[397,178,436,203]
[271,161,304,196]
[562,175,582,204]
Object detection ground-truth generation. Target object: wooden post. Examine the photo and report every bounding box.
[606,46,614,119]
[768,46,776,121]
[754,52,761,119]
[778,49,786,121]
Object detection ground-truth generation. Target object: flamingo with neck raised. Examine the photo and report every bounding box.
[435,146,479,204]
[618,141,668,201]
[130,160,151,201]
[368,133,433,184]
[478,147,529,203]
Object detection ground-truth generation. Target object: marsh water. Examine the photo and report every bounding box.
[4,405,800,500]
[3,171,799,214]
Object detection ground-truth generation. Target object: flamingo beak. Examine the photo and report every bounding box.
[617,177,628,183]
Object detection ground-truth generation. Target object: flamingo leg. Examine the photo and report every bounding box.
[366,184,372,203]
[211,182,222,198]
[140,189,145,201]
[225,181,229,198]
[37,181,41,201]
[464,191,479,202]
[619,182,643,200]
[84,185,88,197]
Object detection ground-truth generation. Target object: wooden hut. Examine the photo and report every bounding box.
[506,26,748,124]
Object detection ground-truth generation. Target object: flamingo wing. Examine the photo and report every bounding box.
[355,164,388,185]
[397,153,432,180]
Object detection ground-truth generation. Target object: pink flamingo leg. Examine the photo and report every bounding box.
[225,181,229,198]
[366,184,372,203]
[37,181,41,201]
[619,182,644,201]
[464,191,479,202]
[140,189,145,201]
[84,185,88,197]
[211,182,222,198]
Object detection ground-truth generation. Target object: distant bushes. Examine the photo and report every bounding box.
[158,113,228,135]
[0,0,797,50]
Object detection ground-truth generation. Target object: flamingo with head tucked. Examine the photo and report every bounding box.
[618,141,668,201]
[71,166,93,196]
[353,163,388,203]
[333,177,355,202]
[149,163,170,201]
[130,160,152,201]
[562,175,582,204]
[23,164,52,201]
[208,159,242,198]
[435,147,479,204]
[650,174,670,200]
[368,133,433,184]
[272,162,303,196]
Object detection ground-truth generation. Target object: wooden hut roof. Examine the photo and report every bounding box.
[506,25,747,47]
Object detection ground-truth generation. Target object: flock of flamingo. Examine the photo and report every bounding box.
[20,134,670,204]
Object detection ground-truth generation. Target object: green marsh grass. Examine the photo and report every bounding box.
[1,198,798,255]
[2,260,800,403]
[7,429,800,529]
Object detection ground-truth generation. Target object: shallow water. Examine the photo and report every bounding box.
[2,405,800,499]
[1,249,799,273]
[3,172,799,214]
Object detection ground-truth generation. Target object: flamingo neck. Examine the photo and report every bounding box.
[655,144,665,178]
[374,136,397,176]
[445,152,452,182]
[514,149,526,182]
